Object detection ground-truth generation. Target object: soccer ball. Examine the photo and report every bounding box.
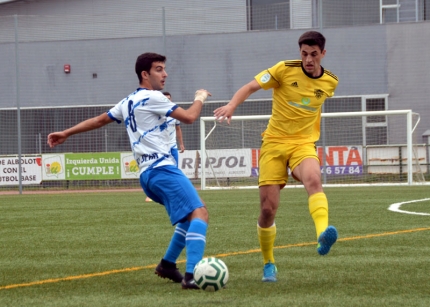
[193,257,229,291]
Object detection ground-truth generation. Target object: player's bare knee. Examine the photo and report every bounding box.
[189,206,209,223]
[303,172,321,188]
[260,206,276,219]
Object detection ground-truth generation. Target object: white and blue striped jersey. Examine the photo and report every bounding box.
[107,88,178,174]
[166,117,180,148]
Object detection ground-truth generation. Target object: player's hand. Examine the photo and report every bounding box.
[47,132,68,148]
[213,104,235,124]
[194,89,211,104]
[179,144,185,153]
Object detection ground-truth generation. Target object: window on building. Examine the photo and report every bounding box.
[248,0,319,30]
[319,95,388,146]
[425,0,430,20]
[248,0,290,30]
[365,97,388,145]
[249,0,430,29]
[366,98,386,123]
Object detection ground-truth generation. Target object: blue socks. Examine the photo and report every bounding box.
[162,218,208,274]
[163,221,190,263]
[185,218,208,273]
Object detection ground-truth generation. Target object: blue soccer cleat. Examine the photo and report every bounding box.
[317,225,338,255]
[262,262,278,282]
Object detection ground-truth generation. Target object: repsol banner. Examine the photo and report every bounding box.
[178,149,252,179]
[0,156,42,185]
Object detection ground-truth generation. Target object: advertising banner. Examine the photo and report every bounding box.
[178,149,252,179]
[317,146,363,175]
[367,146,427,174]
[35,145,367,183]
[120,152,140,178]
[42,153,121,180]
[0,156,42,185]
[64,153,121,180]
[42,154,66,180]
[251,146,363,176]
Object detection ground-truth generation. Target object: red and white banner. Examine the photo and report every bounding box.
[0,156,43,185]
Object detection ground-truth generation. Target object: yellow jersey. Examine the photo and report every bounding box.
[255,60,338,144]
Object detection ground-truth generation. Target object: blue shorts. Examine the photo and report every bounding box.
[140,165,204,225]
[170,146,179,165]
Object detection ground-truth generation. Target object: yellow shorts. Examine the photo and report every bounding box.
[258,141,319,187]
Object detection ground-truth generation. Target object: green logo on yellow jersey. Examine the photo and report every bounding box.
[301,97,311,105]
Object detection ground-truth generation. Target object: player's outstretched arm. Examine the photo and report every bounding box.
[213,79,261,124]
[170,89,211,124]
[47,113,114,148]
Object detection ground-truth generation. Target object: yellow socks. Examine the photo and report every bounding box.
[256,193,328,263]
[309,192,329,239]
[257,223,276,264]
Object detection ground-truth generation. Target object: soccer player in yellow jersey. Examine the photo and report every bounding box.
[214,31,339,282]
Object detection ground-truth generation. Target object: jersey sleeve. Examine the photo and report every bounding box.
[323,69,339,97]
[146,91,178,117]
[254,61,285,90]
[107,98,126,124]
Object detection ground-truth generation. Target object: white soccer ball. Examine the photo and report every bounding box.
[193,257,229,291]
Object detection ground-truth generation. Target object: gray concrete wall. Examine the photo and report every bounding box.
[0,0,246,16]
[0,25,388,107]
[2,23,429,141]
[387,22,430,143]
[0,0,429,144]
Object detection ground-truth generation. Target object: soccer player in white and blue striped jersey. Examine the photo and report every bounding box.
[144,92,183,202]
[47,52,211,290]
[163,91,185,165]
